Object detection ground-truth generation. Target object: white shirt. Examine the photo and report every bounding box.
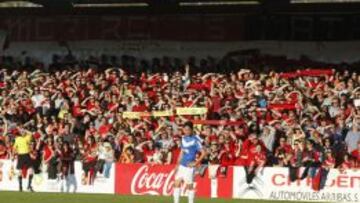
[158,138,174,150]
[260,126,276,152]
[328,106,340,118]
[345,131,360,153]
[55,98,64,109]
[31,94,45,108]
[150,151,163,164]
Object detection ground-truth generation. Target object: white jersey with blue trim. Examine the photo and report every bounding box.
[180,135,202,167]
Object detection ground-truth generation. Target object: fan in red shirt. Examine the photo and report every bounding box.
[351,141,360,168]
[274,137,293,166]
[72,100,83,117]
[317,151,335,190]
[249,144,266,172]
[81,136,98,185]
[237,134,266,166]
[288,140,304,182]
[238,134,267,184]
[98,118,112,139]
[107,96,119,112]
[300,141,321,180]
[340,154,354,173]
[86,97,96,111]
[210,93,222,113]
[136,140,155,163]
[218,141,236,166]
[132,98,148,112]
[0,140,8,159]
[58,141,76,192]
[41,136,59,180]
[43,137,54,164]
[322,151,335,169]
[171,137,181,164]
[242,143,267,184]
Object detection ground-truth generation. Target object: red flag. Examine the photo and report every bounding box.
[311,168,321,191]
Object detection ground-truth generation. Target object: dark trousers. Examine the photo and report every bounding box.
[289,166,300,182]
[96,159,105,175]
[301,161,320,179]
[319,168,330,190]
[244,167,256,184]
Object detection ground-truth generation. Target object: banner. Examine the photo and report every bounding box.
[298,69,334,77]
[115,164,233,198]
[122,109,208,119]
[122,111,173,119]
[152,111,173,117]
[176,108,208,116]
[268,103,297,111]
[279,69,334,79]
[0,160,115,194]
[191,120,244,126]
[232,166,360,202]
[122,112,143,119]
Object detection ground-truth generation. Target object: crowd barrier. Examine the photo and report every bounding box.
[0,159,359,202]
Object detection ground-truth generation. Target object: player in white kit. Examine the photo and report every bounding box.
[173,121,206,203]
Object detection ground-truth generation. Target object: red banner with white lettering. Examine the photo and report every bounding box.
[115,164,233,198]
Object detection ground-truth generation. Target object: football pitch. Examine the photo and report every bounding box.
[0,191,316,203]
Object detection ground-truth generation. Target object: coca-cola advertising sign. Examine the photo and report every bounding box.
[115,164,211,197]
[130,165,175,195]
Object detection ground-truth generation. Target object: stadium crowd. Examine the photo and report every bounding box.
[0,54,360,185]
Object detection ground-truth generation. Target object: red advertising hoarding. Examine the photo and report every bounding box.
[115,164,233,198]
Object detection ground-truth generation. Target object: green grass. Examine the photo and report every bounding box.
[0,191,314,203]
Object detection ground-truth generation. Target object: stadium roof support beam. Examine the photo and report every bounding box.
[72,2,149,8]
[178,1,260,6]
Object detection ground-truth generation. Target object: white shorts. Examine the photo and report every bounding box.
[175,165,195,184]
